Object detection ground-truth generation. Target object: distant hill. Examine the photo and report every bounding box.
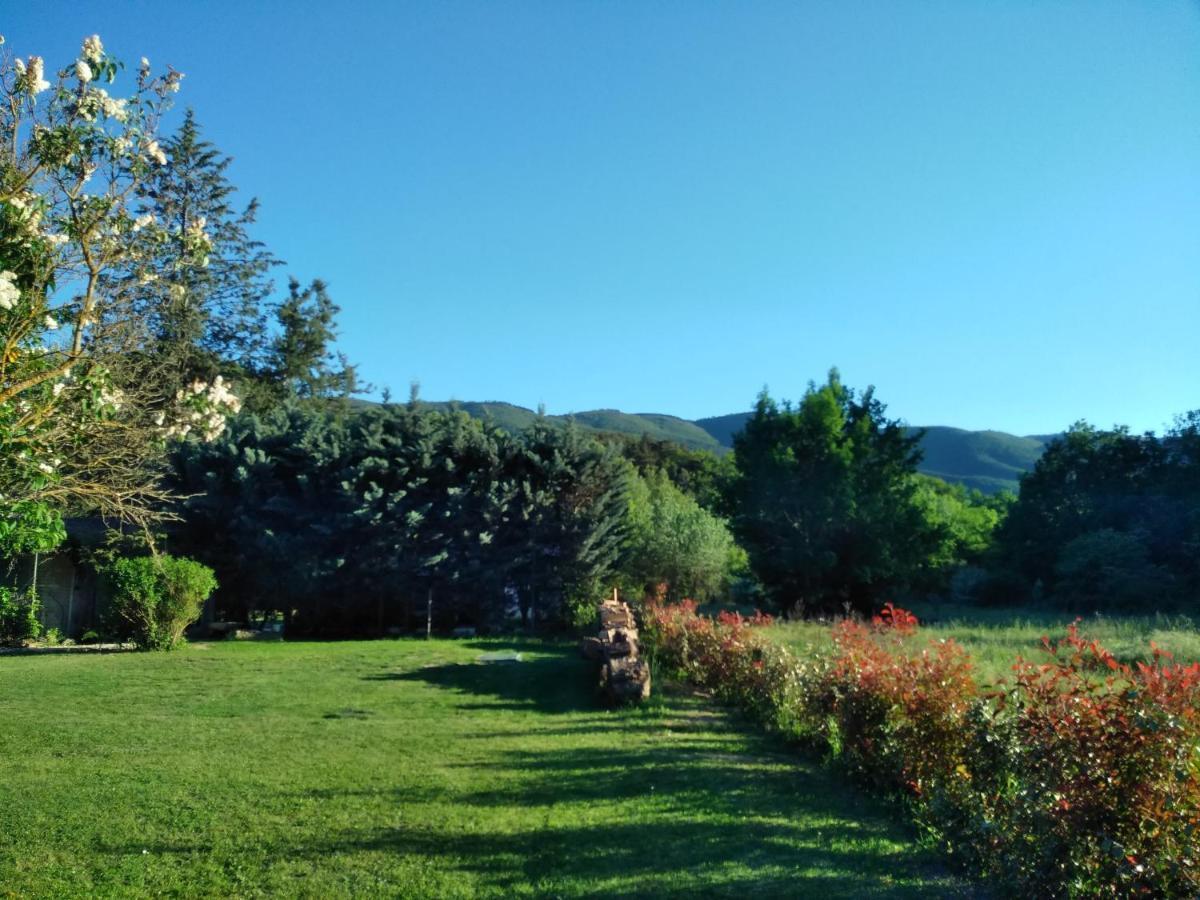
[404,402,1050,494]
[417,401,727,453]
[696,413,1049,494]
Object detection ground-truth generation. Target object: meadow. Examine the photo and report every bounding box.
[0,639,971,898]
[766,603,1200,683]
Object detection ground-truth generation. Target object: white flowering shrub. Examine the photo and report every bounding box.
[0,34,237,540]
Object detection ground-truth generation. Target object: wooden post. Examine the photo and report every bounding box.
[425,586,433,639]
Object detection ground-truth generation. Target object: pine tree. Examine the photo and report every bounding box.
[264,278,363,405]
[110,110,280,391]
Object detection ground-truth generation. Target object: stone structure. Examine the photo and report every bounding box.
[580,591,651,703]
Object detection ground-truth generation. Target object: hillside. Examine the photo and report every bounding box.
[418,401,727,453]
[695,413,1048,493]
[408,402,1049,493]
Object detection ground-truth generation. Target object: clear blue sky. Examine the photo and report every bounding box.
[8,2,1200,434]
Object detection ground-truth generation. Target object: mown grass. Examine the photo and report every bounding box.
[0,639,972,898]
[766,603,1200,683]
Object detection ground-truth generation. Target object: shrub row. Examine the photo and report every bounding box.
[642,601,1200,898]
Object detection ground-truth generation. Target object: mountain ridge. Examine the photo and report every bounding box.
[410,400,1049,493]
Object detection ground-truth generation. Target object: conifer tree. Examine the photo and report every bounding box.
[264,277,363,405]
[109,110,280,393]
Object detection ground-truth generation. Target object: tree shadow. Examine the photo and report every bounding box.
[104,644,983,897]
[278,688,977,896]
[364,642,597,714]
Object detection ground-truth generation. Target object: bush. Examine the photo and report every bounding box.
[104,555,218,650]
[642,601,1200,897]
[1053,529,1174,611]
[0,587,41,645]
[974,570,1033,607]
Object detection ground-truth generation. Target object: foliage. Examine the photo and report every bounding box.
[724,371,943,614]
[911,475,1009,578]
[497,418,632,630]
[0,499,66,556]
[170,403,352,625]
[1053,528,1173,610]
[624,468,740,602]
[993,418,1200,611]
[971,623,1200,895]
[103,553,217,650]
[111,109,281,396]
[643,601,1200,897]
[697,414,1050,495]
[0,585,40,645]
[173,404,633,633]
[0,34,239,534]
[609,433,734,512]
[345,403,513,632]
[262,277,363,406]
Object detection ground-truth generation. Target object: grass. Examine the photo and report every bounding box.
[766,603,1200,683]
[0,638,972,898]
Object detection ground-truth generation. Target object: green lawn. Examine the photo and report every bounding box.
[0,639,971,898]
[767,604,1200,683]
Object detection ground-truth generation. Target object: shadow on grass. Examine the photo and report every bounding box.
[107,644,979,897]
[285,690,975,896]
[364,641,597,715]
[124,736,974,898]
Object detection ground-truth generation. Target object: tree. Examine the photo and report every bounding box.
[0,34,240,544]
[609,433,734,513]
[991,420,1195,610]
[624,468,740,602]
[260,277,362,406]
[344,404,511,634]
[171,403,349,625]
[500,419,631,628]
[725,370,941,615]
[995,424,1169,588]
[1053,529,1172,612]
[109,109,280,391]
[911,475,1009,583]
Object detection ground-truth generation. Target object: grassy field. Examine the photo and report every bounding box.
[0,639,972,898]
[766,603,1200,683]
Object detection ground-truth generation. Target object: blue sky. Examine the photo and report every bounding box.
[7,1,1200,434]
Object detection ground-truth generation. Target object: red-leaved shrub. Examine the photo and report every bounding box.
[640,602,1200,898]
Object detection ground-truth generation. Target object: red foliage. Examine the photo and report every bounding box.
[640,601,1200,897]
[870,601,919,634]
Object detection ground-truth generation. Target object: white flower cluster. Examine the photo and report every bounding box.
[145,139,167,166]
[75,86,128,123]
[36,457,62,475]
[99,385,124,411]
[90,88,128,122]
[0,270,20,311]
[165,375,242,442]
[81,34,103,64]
[5,193,42,234]
[186,216,212,265]
[13,55,50,94]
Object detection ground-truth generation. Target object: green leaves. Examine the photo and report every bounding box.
[726,370,939,614]
[0,500,66,556]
